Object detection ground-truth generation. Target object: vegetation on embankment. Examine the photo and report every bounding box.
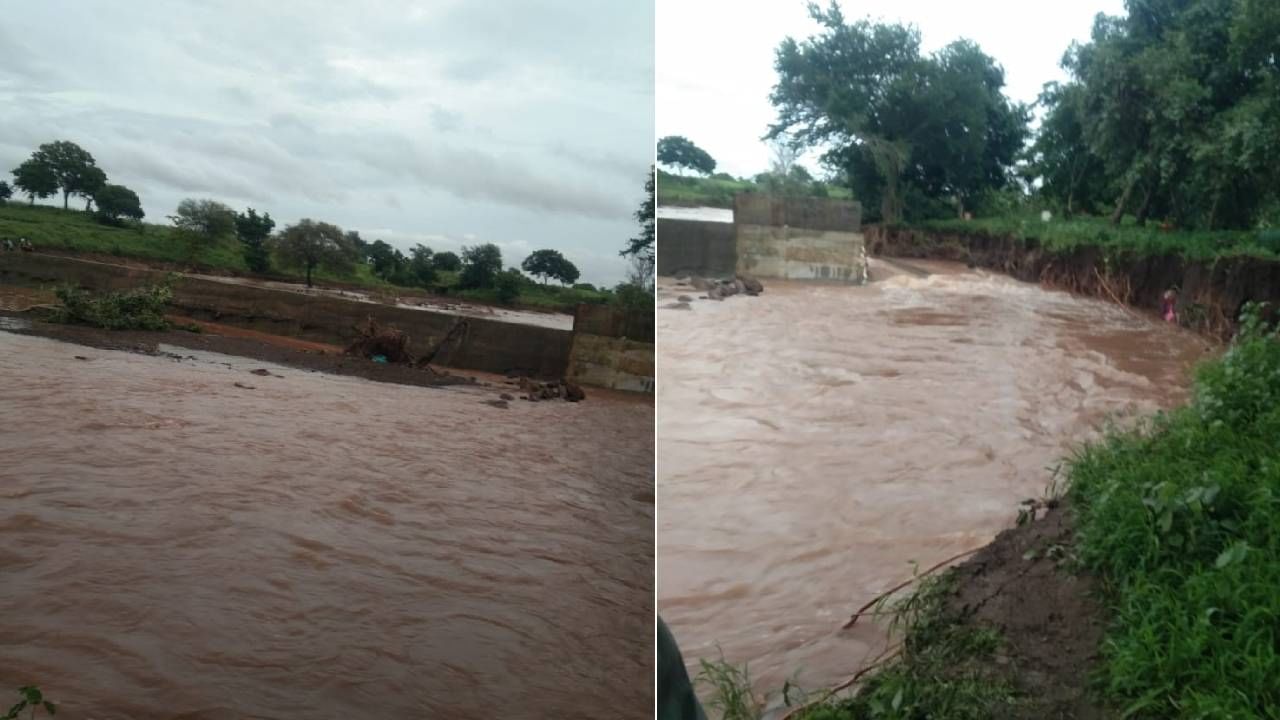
[909,213,1280,262]
[657,169,853,209]
[869,221,1280,340]
[1064,306,1280,716]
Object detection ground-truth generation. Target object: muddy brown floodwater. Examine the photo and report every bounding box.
[656,260,1212,698]
[0,332,653,719]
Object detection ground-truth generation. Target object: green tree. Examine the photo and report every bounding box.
[93,184,145,225]
[494,268,522,305]
[35,140,101,210]
[274,218,356,287]
[431,250,461,272]
[620,166,655,284]
[768,4,1027,222]
[657,136,717,176]
[234,208,275,274]
[11,157,58,205]
[521,248,580,285]
[407,244,436,287]
[366,239,404,280]
[459,243,503,289]
[0,180,11,204]
[1038,0,1280,230]
[77,165,107,211]
[1026,82,1108,216]
[171,198,237,240]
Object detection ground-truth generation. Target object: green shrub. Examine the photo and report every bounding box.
[1067,303,1280,716]
[494,269,521,305]
[50,276,176,330]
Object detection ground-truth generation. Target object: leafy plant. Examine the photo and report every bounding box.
[50,276,176,331]
[5,686,56,719]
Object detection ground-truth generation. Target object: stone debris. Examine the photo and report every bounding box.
[517,376,587,402]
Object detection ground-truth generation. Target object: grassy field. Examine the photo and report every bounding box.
[657,170,854,209]
[0,203,615,313]
[912,213,1280,261]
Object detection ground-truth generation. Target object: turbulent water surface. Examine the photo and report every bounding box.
[0,332,653,719]
[656,260,1211,695]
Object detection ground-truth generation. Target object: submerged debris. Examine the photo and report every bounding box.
[516,376,587,402]
[345,316,412,363]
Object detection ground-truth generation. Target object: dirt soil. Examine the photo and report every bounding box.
[940,504,1106,719]
[0,310,486,391]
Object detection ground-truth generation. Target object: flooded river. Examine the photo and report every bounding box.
[0,332,653,719]
[656,261,1211,696]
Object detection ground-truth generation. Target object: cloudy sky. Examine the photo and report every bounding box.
[0,1,654,286]
[657,0,1125,179]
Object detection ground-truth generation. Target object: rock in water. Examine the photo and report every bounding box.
[564,381,586,402]
[737,274,764,295]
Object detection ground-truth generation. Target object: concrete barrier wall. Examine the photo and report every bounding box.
[735,225,868,283]
[734,194,862,232]
[731,195,867,284]
[655,218,736,277]
[566,303,654,393]
[566,334,655,394]
[1,252,574,379]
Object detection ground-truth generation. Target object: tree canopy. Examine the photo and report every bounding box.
[768,3,1028,222]
[657,136,717,176]
[11,157,58,205]
[171,199,237,241]
[459,243,503,289]
[521,249,580,285]
[235,208,275,273]
[0,181,11,203]
[28,141,103,210]
[274,219,356,287]
[431,251,462,272]
[1028,0,1280,229]
[93,184,144,224]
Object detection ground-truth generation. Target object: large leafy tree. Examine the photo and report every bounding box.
[1033,0,1280,229]
[33,141,101,210]
[768,3,1027,222]
[0,180,11,204]
[93,184,144,224]
[521,248,579,285]
[657,136,716,176]
[234,208,275,274]
[11,157,58,205]
[459,243,503,289]
[274,219,356,287]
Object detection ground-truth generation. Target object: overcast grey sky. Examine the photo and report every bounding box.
[657,0,1125,179]
[0,0,654,286]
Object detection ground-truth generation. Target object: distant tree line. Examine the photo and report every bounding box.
[6,138,636,305]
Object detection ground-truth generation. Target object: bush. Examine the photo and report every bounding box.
[495,269,522,305]
[50,276,176,330]
[1066,303,1280,716]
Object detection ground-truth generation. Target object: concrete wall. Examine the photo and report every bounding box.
[1,252,573,379]
[734,194,862,232]
[566,304,655,394]
[655,218,736,277]
[733,196,867,284]
[566,334,655,394]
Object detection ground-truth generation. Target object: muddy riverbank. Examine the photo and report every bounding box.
[867,224,1280,339]
[0,328,654,719]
